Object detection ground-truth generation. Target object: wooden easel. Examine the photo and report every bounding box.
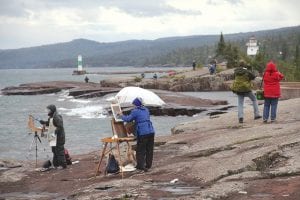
[95,119,135,178]
[27,115,47,167]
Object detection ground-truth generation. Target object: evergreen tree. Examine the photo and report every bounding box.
[295,44,300,80]
[252,51,267,74]
[224,43,240,68]
[216,32,226,56]
[281,42,288,61]
[295,44,300,69]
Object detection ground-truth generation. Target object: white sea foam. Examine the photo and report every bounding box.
[58,107,68,111]
[59,90,69,96]
[59,105,106,119]
[56,90,72,101]
[69,99,91,104]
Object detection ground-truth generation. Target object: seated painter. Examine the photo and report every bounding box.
[117,97,155,172]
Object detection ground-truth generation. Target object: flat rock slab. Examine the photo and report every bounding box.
[1,81,121,96]
[0,98,300,199]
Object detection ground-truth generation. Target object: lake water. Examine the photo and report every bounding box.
[0,67,236,160]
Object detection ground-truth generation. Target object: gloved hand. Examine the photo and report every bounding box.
[39,120,46,125]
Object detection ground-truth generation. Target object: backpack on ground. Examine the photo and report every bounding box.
[106,153,120,174]
[64,149,72,165]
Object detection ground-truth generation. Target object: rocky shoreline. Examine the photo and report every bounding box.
[0,79,230,117]
[1,98,300,199]
[1,68,300,199]
[3,68,298,100]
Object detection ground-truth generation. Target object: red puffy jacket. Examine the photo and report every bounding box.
[263,61,284,98]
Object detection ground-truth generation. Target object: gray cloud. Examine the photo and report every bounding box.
[99,0,202,17]
[0,0,201,18]
[0,0,28,17]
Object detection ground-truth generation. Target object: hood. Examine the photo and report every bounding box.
[47,104,57,117]
[132,97,143,107]
[265,61,278,73]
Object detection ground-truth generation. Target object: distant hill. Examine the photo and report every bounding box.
[0,26,299,69]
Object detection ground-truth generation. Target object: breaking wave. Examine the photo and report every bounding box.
[58,105,107,119]
[69,99,91,104]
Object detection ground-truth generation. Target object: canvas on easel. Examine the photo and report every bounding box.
[111,103,123,122]
[111,118,128,138]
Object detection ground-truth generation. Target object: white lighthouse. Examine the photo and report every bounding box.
[77,55,83,71]
[72,55,86,75]
[246,36,259,56]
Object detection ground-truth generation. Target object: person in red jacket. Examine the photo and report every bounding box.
[263,61,284,123]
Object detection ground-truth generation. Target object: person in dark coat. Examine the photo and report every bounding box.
[192,60,196,71]
[231,60,261,123]
[40,104,67,169]
[209,60,217,75]
[119,97,155,172]
[262,61,284,123]
[84,76,89,83]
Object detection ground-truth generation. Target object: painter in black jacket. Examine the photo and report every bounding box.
[40,104,67,169]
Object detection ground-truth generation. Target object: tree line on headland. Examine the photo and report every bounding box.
[0,26,299,80]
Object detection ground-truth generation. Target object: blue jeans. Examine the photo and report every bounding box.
[263,98,279,121]
[237,91,260,119]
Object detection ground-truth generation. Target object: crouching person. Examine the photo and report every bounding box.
[120,97,155,172]
[40,104,67,169]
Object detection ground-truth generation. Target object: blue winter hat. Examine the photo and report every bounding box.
[132,97,143,106]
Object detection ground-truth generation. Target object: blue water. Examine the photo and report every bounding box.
[0,67,235,160]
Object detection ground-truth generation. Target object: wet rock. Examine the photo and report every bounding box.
[0,81,120,97]
[69,88,120,98]
[0,160,23,168]
[0,168,27,182]
[1,86,61,95]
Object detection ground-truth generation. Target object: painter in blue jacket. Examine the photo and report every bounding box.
[121,97,155,172]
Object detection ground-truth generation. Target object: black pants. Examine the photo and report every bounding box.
[52,145,67,168]
[136,135,154,170]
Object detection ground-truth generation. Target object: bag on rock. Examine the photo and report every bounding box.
[106,154,120,174]
[256,90,264,100]
[64,149,72,165]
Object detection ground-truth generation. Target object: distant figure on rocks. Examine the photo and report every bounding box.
[262,61,284,123]
[153,73,158,80]
[192,60,196,71]
[84,76,89,83]
[209,60,217,75]
[141,73,145,79]
[231,60,262,123]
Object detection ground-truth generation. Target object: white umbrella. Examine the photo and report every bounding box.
[115,87,165,106]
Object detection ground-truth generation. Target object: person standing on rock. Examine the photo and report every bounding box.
[118,97,155,172]
[231,60,262,123]
[84,76,89,83]
[209,59,217,75]
[40,104,67,169]
[262,61,284,123]
[192,60,196,71]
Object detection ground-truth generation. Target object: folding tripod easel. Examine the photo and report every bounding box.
[95,118,135,178]
[27,115,47,167]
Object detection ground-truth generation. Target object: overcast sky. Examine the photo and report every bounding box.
[0,0,299,49]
